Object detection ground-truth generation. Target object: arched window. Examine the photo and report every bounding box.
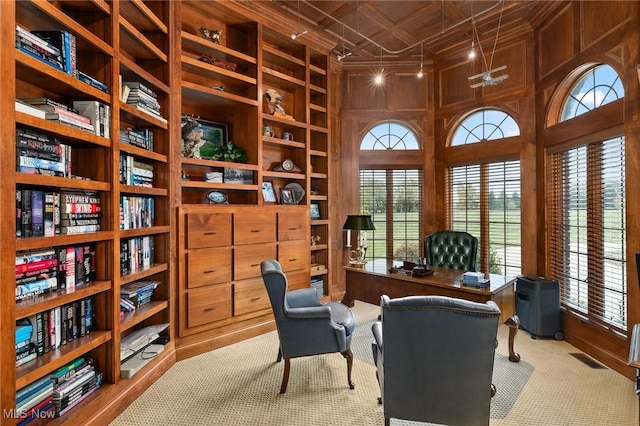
[359,122,422,267]
[447,108,522,275]
[548,64,626,331]
[450,109,520,146]
[560,64,623,122]
[360,121,420,150]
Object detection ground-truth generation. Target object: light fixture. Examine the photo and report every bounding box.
[337,24,351,61]
[291,31,307,40]
[343,215,376,268]
[374,46,384,85]
[290,0,307,40]
[417,41,424,78]
[468,40,476,59]
[468,0,508,88]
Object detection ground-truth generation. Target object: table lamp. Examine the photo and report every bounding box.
[343,215,376,268]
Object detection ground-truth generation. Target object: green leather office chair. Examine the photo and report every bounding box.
[424,230,478,271]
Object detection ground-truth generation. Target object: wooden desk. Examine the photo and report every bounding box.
[344,262,521,362]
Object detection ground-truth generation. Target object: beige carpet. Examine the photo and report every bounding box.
[111,301,638,426]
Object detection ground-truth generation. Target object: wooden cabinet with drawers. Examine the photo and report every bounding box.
[177,205,309,358]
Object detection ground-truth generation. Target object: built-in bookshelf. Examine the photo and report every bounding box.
[0,0,332,422]
[1,0,174,423]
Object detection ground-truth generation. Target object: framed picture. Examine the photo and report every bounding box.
[310,202,322,220]
[261,182,277,203]
[279,188,296,204]
[181,116,228,159]
[223,168,253,184]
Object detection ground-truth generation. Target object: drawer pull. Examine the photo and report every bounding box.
[204,231,217,235]
[204,307,216,312]
[251,263,260,267]
[288,258,297,262]
[250,229,261,233]
[288,227,298,231]
[251,297,261,302]
[204,269,217,274]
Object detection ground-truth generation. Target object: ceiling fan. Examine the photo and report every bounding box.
[468,65,509,88]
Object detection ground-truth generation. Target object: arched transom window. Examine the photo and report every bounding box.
[560,64,623,122]
[360,121,419,150]
[450,109,520,146]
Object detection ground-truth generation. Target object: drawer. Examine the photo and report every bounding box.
[187,284,232,328]
[278,211,307,241]
[234,243,277,280]
[234,277,271,316]
[187,247,232,288]
[278,240,309,272]
[287,268,310,291]
[234,211,276,245]
[186,213,232,249]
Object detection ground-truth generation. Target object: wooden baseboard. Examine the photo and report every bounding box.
[175,320,276,361]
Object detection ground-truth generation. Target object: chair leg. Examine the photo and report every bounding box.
[280,358,291,393]
[491,383,497,397]
[341,349,355,389]
[384,417,390,426]
[276,347,283,363]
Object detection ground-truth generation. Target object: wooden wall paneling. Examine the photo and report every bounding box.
[438,60,475,108]
[346,73,389,111]
[537,3,574,80]
[581,1,635,50]
[392,73,428,111]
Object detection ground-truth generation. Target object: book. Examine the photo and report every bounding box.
[44,192,55,236]
[15,100,46,118]
[35,104,92,125]
[17,155,65,173]
[72,100,109,137]
[16,42,64,71]
[16,376,53,405]
[77,70,108,93]
[30,190,44,237]
[44,113,95,132]
[120,280,159,299]
[15,25,61,55]
[59,224,101,235]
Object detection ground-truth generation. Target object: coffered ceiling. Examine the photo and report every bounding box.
[258,0,554,65]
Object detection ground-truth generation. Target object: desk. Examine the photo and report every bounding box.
[344,262,521,362]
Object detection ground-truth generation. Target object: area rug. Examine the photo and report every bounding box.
[111,301,533,426]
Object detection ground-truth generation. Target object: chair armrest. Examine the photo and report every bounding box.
[286,288,322,308]
[287,305,332,319]
[372,321,383,351]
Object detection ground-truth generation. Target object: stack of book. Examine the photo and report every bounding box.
[15,248,58,300]
[119,154,154,187]
[30,29,76,77]
[50,358,102,417]
[20,98,94,133]
[59,190,102,235]
[122,81,166,123]
[15,376,55,425]
[120,280,159,314]
[119,127,154,150]
[15,25,64,72]
[16,127,70,178]
[15,319,36,367]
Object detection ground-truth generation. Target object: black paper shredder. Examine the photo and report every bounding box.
[515,275,564,340]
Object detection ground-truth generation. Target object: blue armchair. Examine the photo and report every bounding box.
[424,230,478,271]
[372,294,500,426]
[260,260,356,393]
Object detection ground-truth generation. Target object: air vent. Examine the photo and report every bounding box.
[570,353,606,369]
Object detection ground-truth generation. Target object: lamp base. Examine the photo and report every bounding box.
[348,261,366,269]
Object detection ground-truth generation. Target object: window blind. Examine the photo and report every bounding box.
[548,136,626,331]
